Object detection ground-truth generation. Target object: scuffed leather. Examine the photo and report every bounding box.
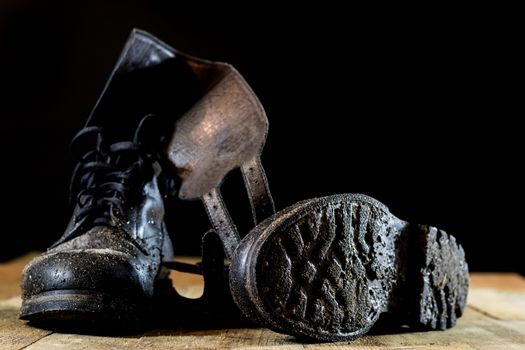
[21,176,171,300]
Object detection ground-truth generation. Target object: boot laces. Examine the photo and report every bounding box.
[69,115,158,227]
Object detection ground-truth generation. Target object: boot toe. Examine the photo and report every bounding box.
[22,249,145,297]
[20,249,147,323]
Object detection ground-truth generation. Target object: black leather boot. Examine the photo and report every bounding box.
[19,29,206,324]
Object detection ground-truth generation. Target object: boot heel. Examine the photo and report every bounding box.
[394,225,469,330]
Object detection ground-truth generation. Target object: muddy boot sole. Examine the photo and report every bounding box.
[229,193,468,341]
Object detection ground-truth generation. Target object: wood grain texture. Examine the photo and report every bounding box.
[0,252,38,300]
[470,273,525,291]
[1,253,524,350]
[0,297,51,350]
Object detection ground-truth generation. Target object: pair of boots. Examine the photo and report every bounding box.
[20,30,468,342]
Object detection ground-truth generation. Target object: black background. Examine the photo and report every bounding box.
[0,2,523,274]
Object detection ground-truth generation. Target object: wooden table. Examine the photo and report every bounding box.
[1,253,524,349]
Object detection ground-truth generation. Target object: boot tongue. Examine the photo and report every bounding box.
[86,55,203,144]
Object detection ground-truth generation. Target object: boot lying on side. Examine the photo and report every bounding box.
[160,42,469,341]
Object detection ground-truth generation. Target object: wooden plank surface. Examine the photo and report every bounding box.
[1,253,524,350]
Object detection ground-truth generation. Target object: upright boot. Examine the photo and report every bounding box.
[20,29,214,323]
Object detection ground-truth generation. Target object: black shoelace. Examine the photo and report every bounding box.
[69,115,158,228]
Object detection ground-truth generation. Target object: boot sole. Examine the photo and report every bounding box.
[19,289,145,325]
[229,193,469,341]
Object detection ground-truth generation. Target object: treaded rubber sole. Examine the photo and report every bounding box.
[229,194,468,341]
[19,289,145,324]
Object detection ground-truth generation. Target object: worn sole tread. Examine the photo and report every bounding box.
[230,193,469,341]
